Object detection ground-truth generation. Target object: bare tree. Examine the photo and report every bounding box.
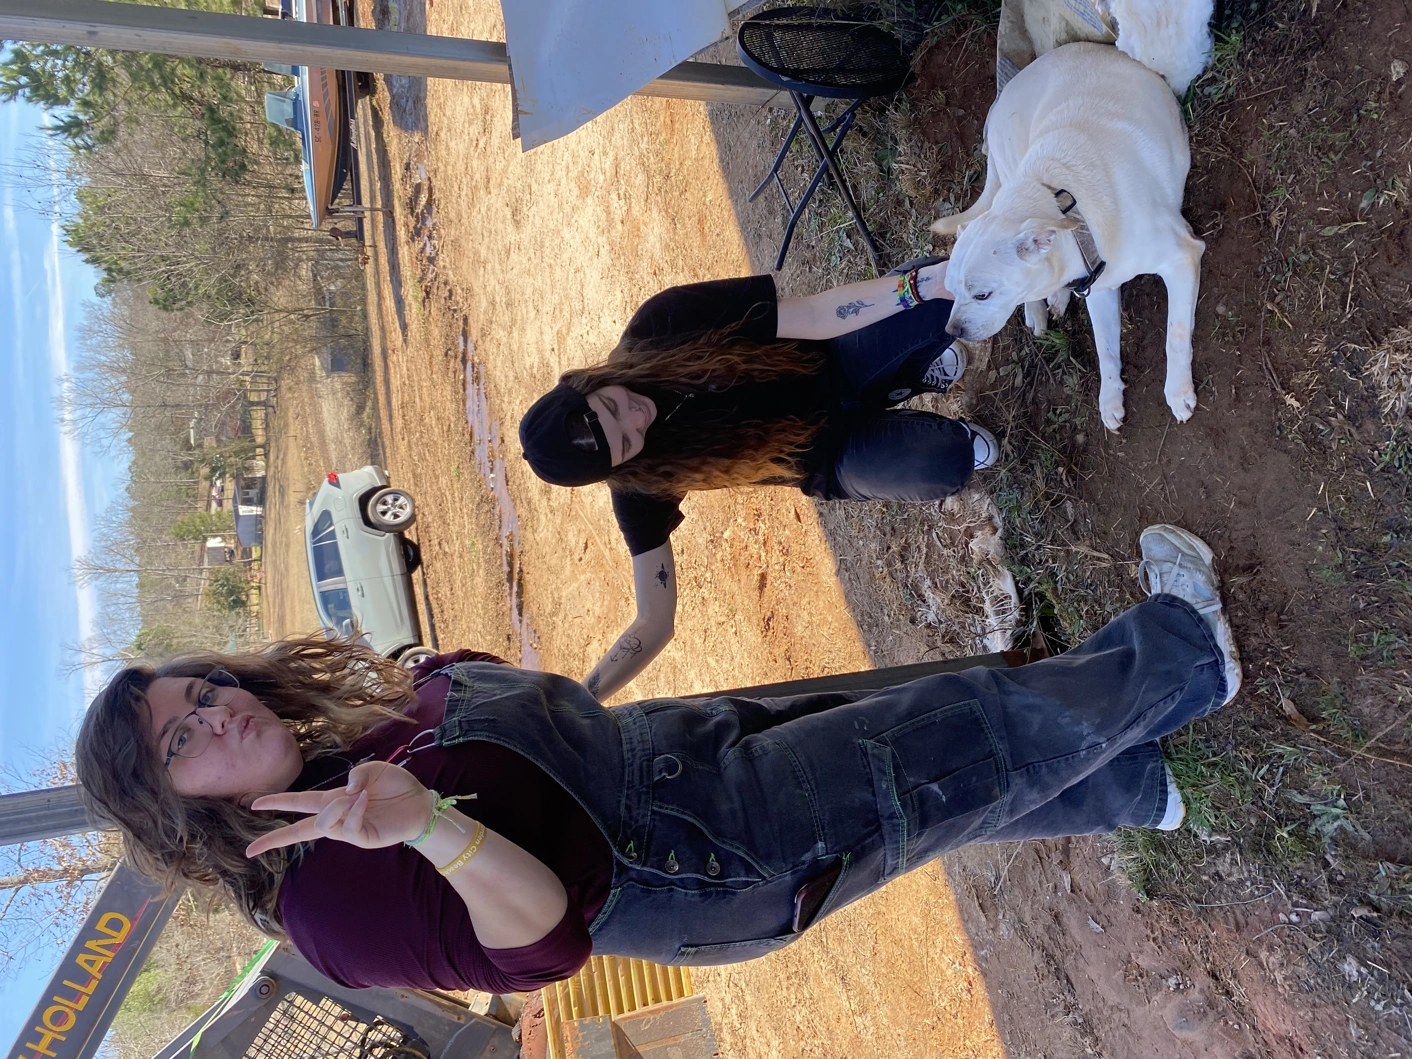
[0,761,121,982]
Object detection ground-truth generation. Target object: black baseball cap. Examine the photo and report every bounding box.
[519,384,613,487]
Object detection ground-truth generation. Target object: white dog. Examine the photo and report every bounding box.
[933,42,1204,430]
[1001,0,1214,96]
[1100,0,1214,96]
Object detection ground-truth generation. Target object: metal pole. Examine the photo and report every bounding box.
[0,0,781,105]
[0,785,97,846]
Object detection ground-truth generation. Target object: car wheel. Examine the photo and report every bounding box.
[367,487,415,531]
[354,71,375,98]
[401,538,422,572]
[398,645,436,668]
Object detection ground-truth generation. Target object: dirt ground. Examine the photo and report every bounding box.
[905,6,1412,1056]
[258,1,1412,1056]
[263,348,377,639]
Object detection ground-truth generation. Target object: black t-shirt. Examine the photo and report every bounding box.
[609,276,836,556]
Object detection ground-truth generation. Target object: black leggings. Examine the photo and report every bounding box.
[809,296,973,501]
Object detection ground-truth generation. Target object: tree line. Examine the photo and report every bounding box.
[4,0,368,667]
[1,1,370,1009]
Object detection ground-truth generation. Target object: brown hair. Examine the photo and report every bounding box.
[560,329,827,495]
[75,635,416,936]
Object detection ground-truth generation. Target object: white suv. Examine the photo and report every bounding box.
[303,466,433,664]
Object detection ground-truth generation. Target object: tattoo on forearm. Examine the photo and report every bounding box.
[835,300,873,320]
[608,634,643,663]
[584,672,602,697]
[656,563,670,588]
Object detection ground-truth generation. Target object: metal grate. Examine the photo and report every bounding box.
[737,7,910,96]
[243,993,425,1059]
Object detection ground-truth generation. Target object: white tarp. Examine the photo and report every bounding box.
[501,0,729,150]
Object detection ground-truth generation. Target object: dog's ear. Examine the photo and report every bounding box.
[1014,217,1078,261]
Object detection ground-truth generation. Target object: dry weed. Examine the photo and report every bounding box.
[1364,324,1412,424]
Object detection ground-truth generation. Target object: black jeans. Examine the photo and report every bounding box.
[812,296,974,503]
[583,595,1225,964]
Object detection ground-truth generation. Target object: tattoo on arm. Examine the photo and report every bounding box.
[607,635,643,663]
[583,672,602,698]
[656,563,670,588]
[835,300,873,320]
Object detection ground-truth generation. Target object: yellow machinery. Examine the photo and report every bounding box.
[541,957,695,1059]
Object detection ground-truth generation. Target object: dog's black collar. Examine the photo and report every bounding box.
[1052,188,1106,297]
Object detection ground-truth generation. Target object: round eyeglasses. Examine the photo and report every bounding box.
[162,666,241,769]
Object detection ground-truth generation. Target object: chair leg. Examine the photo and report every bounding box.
[749,110,804,204]
[795,97,885,273]
[774,150,832,270]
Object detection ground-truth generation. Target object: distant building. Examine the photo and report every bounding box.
[234,475,266,549]
[203,537,236,565]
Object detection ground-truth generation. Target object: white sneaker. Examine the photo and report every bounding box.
[920,344,968,392]
[1137,524,1242,705]
[1156,762,1186,830]
[963,422,999,470]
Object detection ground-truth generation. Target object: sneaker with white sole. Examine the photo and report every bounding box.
[919,343,968,393]
[1156,762,1186,830]
[962,422,999,470]
[1136,524,1242,705]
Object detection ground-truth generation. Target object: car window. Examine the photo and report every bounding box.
[309,510,345,581]
[318,585,355,626]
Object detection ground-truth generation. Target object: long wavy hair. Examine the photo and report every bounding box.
[75,635,416,936]
[560,329,828,495]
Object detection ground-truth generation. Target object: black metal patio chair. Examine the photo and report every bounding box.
[736,7,912,273]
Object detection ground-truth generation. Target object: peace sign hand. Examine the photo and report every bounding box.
[244,761,432,858]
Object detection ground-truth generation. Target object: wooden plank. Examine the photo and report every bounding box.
[0,0,781,104]
[562,1016,639,1059]
[614,997,719,1059]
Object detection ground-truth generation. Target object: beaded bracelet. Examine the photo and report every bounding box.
[895,266,925,310]
[405,789,476,848]
[437,820,488,877]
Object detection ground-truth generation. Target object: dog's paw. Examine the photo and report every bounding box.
[931,214,963,236]
[1099,390,1126,431]
[1166,383,1198,422]
[1047,289,1072,318]
[1024,301,1048,335]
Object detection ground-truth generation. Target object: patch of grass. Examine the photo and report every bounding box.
[1358,175,1409,214]
[913,0,1001,44]
[1109,727,1393,898]
[1164,736,1247,836]
[1350,626,1410,664]
[1112,827,1171,901]
[1287,787,1371,843]
[1035,327,1071,357]
[1310,684,1364,745]
[1185,28,1246,114]
[1369,862,1412,919]
[1312,562,1345,586]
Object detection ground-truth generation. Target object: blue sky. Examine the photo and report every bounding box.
[0,97,132,1046]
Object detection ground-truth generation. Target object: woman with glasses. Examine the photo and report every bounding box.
[517,261,998,700]
[76,525,1240,995]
